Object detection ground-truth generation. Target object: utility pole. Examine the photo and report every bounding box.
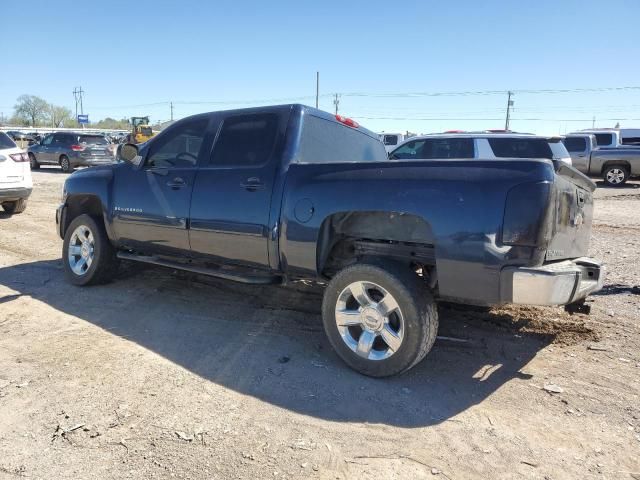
[504,91,513,131]
[315,72,319,109]
[73,86,85,126]
[333,93,340,115]
[170,101,174,121]
[592,116,595,128]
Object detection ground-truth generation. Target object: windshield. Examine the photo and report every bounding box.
[0,132,17,149]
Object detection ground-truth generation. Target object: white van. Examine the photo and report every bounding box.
[0,131,32,214]
[378,133,406,153]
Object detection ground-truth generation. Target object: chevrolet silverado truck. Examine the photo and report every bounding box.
[562,133,640,186]
[56,104,603,377]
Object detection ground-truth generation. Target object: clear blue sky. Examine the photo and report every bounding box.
[2,0,639,134]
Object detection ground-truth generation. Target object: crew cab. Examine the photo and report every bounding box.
[56,105,603,377]
[562,133,640,186]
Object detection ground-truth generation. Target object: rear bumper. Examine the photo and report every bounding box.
[0,187,32,202]
[500,257,603,306]
[71,157,116,167]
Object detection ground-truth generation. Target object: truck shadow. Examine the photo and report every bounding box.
[0,259,559,428]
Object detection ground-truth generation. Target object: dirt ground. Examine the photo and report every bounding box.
[1,168,639,480]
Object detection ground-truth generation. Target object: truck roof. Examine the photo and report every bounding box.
[196,104,380,141]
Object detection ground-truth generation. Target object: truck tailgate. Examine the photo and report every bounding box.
[545,164,596,261]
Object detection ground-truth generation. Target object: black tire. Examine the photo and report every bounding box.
[322,261,438,377]
[60,155,74,173]
[603,165,629,187]
[2,198,28,214]
[28,153,40,170]
[62,214,119,286]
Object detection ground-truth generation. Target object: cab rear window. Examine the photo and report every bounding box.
[297,115,387,164]
[593,133,613,146]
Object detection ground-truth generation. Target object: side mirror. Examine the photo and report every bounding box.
[119,143,140,165]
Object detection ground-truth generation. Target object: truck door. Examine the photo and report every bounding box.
[189,112,285,268]
[111,116,211,254]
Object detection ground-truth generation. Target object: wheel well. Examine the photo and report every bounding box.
[62,195,104,237]
[317,211,435,279]
[59,154,69,163]
[601,161,630,175]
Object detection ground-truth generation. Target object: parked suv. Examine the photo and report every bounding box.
[389,132,572,165]
[0,131,32,214]
[28,132,116,172]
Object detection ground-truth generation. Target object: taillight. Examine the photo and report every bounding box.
[335,115,359,128]
[9,152,28,162]
[502,182,552,247]
[71,144,86,151]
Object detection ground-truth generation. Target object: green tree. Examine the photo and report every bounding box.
[14,95,49,126]
[49,104,74,127]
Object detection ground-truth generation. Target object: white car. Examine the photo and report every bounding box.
[0,131,32,214]
[388,131,572,166]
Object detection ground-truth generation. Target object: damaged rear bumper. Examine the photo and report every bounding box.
[500,257,603,306]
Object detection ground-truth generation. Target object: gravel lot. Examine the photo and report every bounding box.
[0,169,639,479]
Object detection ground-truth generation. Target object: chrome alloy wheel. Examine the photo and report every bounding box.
[68,225,95,276]
[606,168,625,185]
[335,281,405,360]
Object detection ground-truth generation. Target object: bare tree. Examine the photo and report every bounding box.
[14,95,49,126]
[49,104,73,127]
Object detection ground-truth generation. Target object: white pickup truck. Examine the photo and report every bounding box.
[570,129,640,148]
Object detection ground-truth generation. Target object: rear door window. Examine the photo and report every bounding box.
[562,137,587,152]
[210,113,278,167]
[422,138,474,159]
[488,138,553,159]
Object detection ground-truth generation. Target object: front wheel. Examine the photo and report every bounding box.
[603,165,629,187]
[322,261,438,377]
[63,214,119,286]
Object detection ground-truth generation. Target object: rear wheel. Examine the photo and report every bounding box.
[60,155,74,173]
[2,198,28,214]
[322,261,438,377]
[28,153,39,170]
[603,165,629,187]
[63,214,119,286]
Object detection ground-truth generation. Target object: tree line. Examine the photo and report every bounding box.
[3,94,130,130]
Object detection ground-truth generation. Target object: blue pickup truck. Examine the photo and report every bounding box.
[56,104,603,377]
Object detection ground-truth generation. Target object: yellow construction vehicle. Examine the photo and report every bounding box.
[129,116,155,144]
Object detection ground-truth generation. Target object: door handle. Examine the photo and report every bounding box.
[167,177,186,189]
[240,177,264,191]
